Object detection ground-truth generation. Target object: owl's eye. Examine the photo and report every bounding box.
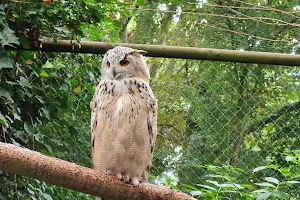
[107,61,110,68]
[120,59,129,66]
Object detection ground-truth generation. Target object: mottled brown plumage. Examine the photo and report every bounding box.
[91,46,157,186]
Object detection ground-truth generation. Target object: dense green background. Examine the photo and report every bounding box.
[1,0,300,199]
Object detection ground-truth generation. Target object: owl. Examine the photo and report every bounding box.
[90,46,158,186]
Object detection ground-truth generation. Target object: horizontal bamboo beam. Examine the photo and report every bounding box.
[0,142,195,200]
[7,40,300,66]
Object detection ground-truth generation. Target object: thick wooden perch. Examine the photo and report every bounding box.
[0,142,195,200]
[7,40,300,66]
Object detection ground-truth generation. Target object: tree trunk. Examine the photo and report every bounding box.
[0,142,196,200]
[119,17,131,43]
[231,65,248,167]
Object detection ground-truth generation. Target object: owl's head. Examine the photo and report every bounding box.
[101,46,150,82]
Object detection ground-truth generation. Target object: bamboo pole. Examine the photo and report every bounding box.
[8,40,300,66]
[0,142,195,200]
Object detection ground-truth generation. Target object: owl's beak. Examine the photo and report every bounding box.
[113,69,117,78]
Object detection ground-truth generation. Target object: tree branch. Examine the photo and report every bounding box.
[0,142,195,200]
[5,40,300,66]
[246,101,300,134]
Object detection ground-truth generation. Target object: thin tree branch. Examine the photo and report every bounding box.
[246,101,300,134]
[186,2,300,18]
[0,142,196,200]
[125,8,300,28]
[119,17,132,42]
[233,0,300,15]
[201,23,291,44]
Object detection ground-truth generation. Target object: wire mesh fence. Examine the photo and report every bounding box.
[44,54,299,198]
[40,55,299,198]
[1,51,299,199]
[146,57,300,197]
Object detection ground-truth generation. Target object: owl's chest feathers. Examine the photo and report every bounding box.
[96,78,154,120]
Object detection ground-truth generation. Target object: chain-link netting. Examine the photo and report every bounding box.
[42,55,298,199]
[146,58,300,196]
[1,54,299,199]
[45,55,298,198]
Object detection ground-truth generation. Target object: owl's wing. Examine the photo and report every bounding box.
[90,81,111,155]
[90,100,96,133]
[90,83,100,144]
[148,95,157,158]
[148,105,157,158]
[137,81,158,158]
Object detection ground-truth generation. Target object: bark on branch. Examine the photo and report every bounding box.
[6,40,300,66]
[0,142,195,200]
[246,101,300,134]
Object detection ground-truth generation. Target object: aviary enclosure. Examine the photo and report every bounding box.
[0,1,300,199]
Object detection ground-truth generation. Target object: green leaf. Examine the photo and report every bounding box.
[219,190,240,194]
[256,192,271,200]
[41,108,50,120]
[0,4,5,12]
[136,0,145,6]
[272,191,289,199]
[280,167,291,176]
[205,174,231,181]
[40,70,49,77]
[0,25,20,47]
[27,188,35,195]
[0,112,8,127]
[285,156,295,162]
[18,77,32,88]
[206,180,220,187]
[0,56,13,70]
[42,60,55,69]
[287,180,300,184]
[24,122,33,135]
[6,80,17,85]
[252,189,269,194]
[183,184,198,190]
[0,87,13,102]
[253,166,266,173]
[265,177,279,185]
[255,182,276,188]
[196,184,217,191]
[74,86,82,93]
[44,144,53,153]
[71,79,79,86]
[42,193,53,200]
[219,183,244,189]
[190,191,202,196]
[13,112,21,121]
[35,96,45,104]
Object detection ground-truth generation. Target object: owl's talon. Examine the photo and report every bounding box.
[141,178,148,184]
[123,174,130,182]
[139,182,148,188]
[131,177,140,187]
[116,173,123,180]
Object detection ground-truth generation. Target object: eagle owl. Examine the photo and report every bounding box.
[90,46,158,186]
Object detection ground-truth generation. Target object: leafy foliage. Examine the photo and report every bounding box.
[183,151,300,199]
[0,0,129,199]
